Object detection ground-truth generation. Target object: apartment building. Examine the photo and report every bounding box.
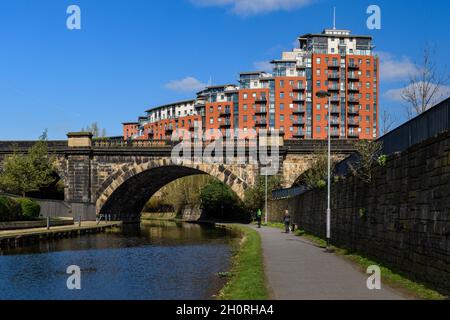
[123,28,378,141]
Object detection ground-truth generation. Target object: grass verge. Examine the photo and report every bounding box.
[218,224,268,300]
[264,222,446,300]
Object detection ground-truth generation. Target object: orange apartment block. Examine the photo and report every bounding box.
[123,28,379,141]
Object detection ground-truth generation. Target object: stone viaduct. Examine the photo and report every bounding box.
[0,133,356,222]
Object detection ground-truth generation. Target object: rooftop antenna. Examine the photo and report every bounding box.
[333,7,336,30]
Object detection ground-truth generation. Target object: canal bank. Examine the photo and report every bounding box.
[0,221,121,248]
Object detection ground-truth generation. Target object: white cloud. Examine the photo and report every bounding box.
[165,77,207,92]
[190,0,313,16]
[378,51,419,82]
[253,60,273,72]
[384,82,450,103]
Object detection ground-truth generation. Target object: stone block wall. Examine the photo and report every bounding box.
[287,131,450,295]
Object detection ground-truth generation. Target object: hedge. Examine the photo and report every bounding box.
[0,197,41,221]
[16,198,41,219]
[0,196,22,221]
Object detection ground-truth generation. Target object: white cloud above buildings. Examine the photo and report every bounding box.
[253,60,273,72]
[190,0,314,16]
[378,51,419,82]
[165,77,207,92]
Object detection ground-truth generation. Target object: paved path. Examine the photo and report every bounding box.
[254,226,408,300]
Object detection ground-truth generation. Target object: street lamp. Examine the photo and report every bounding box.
[316,90,332,252]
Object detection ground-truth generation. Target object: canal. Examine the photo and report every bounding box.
[0,220,235,300]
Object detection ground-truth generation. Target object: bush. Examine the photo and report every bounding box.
[16,198,41,220]
[0,196,22,221]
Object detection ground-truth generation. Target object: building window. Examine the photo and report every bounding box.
[316,115,321,121]
[316,127,321,133]
[316,81,321,88]
[243,115,248,122]
[280,103,284,110]
[243,104,248,110]
[243,93,248,99]
[280,115,284,122]
[209,117,214,124]
[366,104,370,111]
[252,92,257,98]
[280,92,285,99]
[366,82,371,89]
[316,69,321,76]
[316,104,321,110]
[316,57,321,64]
[280,80,284,87]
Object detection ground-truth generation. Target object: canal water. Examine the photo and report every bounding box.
[0,220,235,300]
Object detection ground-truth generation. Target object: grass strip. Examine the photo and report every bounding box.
[218,224,268,300]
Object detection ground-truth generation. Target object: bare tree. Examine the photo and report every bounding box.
[81,122,107,138]
[402,46,450,118]
[380,109,396,136]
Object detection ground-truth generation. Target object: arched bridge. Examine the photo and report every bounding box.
[0,133,357,222]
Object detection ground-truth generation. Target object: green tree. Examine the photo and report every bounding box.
[349,140,383,183]
[300,148,338,189]
[0,135,56,197]
[200,180,237,216]
[244,175,282,212]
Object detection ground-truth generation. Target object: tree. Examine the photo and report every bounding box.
[380,108,396,136]
[200,180,237,216]
[402,46,450,119]
[349,140,383,183]
[0,134,56,197]
[300,148,337,189]
[244,175,282,213]
[81,122,107,138]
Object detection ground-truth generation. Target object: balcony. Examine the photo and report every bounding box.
[293,95,306,103]
[348,62,360,69]
[255,107,267,115]
[330,106,340,114]
[330,130,340,137]
[220,110,231,117]
[194,102,205,109]
[292,119,305,126]
[292,84,306,91]
[293,130,305,138]
[348,107,360,115]
[348,97,360,104]
[255,96,267,103]
[330,118,340,126]
[328,84,340,91]
[330,96,340,103]
[347,118,360,126]
[328,61,340,68]
[348,74,360,80]
[328,73,340,79]
[348,132,360,138]
[255,120,267,127]
[293,106,306,114]
[348,84,360,92]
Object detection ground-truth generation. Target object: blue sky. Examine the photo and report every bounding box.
[0,0,449,140]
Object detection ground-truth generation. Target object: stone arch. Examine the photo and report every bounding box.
[95,159,249,222]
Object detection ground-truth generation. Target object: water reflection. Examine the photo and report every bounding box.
[0,220,234,300]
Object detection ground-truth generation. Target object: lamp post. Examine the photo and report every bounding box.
[316,90,332,252]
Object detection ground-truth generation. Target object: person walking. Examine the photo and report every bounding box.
[256,209,262,228]
[283,209,291,233]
